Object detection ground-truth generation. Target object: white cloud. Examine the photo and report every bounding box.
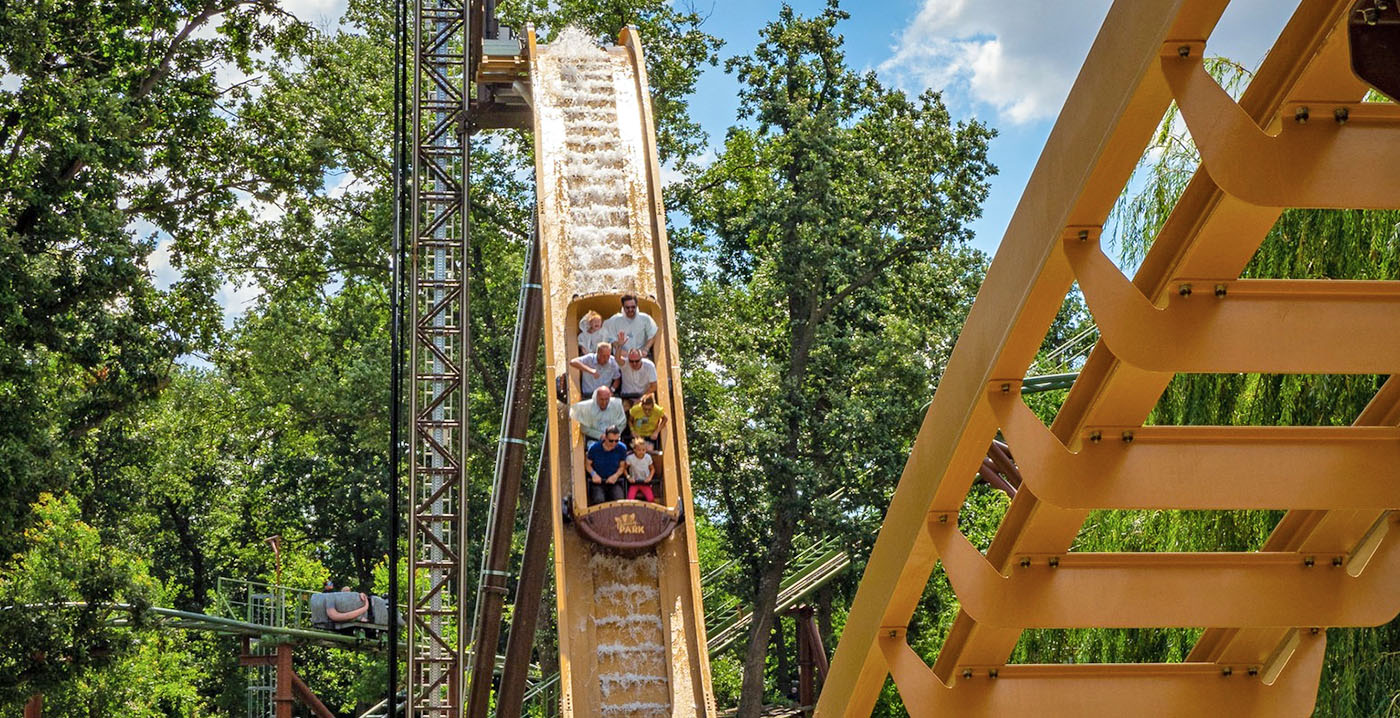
[658,147,715,187]
[144,236,183,291]
[282,0,350,29]
[216,279,263,327]
[1,73,19,92]
[882,0,1295,126]
[880,0,1112,125]
[327,169,360,200]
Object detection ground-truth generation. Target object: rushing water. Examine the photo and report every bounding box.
[541,27,645,299]
[591,551,670,716]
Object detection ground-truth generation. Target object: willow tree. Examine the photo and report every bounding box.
[678,2,994,712]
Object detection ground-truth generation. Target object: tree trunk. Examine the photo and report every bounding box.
[163,498,206,610]
[774,614,790,700]
[736,511,797,717]
[817,585,833,652]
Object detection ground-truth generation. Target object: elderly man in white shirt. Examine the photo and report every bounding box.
[569,385,627,446]
[618,348,658,408]
[603,294,658,356]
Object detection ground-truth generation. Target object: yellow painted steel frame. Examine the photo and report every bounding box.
[816,1,1400,716]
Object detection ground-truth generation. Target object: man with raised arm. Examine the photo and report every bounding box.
[603,294,658,356]
[569,340,621,397]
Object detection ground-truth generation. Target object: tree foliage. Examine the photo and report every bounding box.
[677,2,994,711]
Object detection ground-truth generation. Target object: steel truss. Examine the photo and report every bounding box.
[819,1,1400,716]
[408,0,470,715]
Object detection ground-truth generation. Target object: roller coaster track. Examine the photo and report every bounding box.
[703,537,851,656]
[819,1,1400,716]
[8,601,389,651]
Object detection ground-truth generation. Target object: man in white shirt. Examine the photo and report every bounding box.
[603,294,658,356]
[569,386,627,445]
[617,348,658,407]
[569,341,620,397]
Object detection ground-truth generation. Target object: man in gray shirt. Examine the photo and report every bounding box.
[569,341,621,397]
[569,386,627,446]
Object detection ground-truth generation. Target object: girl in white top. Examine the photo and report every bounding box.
[577,310,608,354]
[624,437,656,503]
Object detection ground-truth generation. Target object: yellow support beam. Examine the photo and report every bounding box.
[929,512,1400,628]
[1067,231,1400,374]
[991,389,1400,510]
[1164,42,1400,209]
[880,630,1326,717]
[817,0,1400,714]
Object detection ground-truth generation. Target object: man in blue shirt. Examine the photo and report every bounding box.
[585,426,629,505]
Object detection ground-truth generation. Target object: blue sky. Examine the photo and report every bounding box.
[677,0,1292,257]
[141,0,1299,321]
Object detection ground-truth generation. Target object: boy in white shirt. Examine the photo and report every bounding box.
[577,310,608,354]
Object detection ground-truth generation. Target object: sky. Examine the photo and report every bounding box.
[679,0,1293,257]
[143,0,1300,322]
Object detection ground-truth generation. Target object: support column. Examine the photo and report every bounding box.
[795,607,815,711]
[275,644,294,718]
[408,0,472,714]
[466,234,543,718]
[496,440,552,718]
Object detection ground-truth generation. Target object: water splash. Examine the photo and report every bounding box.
[590,550,670,716]
[540,26,641,299]
[599,702,670,718]
[599,673,668,698]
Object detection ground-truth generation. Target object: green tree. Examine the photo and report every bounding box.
[0,0,724,709]
[0,493,159,706]
[678,2,994,711]
[0,0,319,554]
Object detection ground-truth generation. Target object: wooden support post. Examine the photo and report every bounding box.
[24,694,42,718]
[466,234,543,718]
[496,438,552,718]
[787,604,830,714]
[796,607,815,711]
[290,670,337,718]
[275,644,294,718]
[806,613,830,681]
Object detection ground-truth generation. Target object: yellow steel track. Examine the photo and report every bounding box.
[817,1,1400,715]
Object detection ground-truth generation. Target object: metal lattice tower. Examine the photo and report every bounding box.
[408,0,470,715]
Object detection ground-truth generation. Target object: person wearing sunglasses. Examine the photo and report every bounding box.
[617,348,658,409]
[603,294,657,356]
[585,426,628,504]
